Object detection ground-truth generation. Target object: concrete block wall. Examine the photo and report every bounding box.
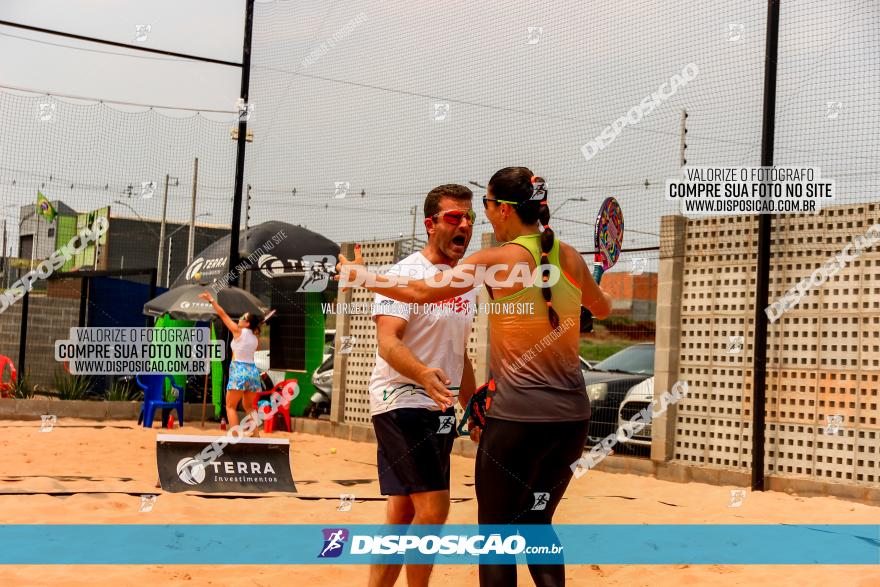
[657,202,880,489]
[0,295,80,388]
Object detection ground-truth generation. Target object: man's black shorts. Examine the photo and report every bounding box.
[372,407,457,496]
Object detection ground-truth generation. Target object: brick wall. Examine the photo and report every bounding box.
[600,272,658,320]
[601,272,658,302]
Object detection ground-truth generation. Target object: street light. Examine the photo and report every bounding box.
[112,200,161,240]
[165,213,212,240]
[163,213,211,287]
[156,175,178,291]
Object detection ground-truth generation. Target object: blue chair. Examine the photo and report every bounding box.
[136,374,185,428]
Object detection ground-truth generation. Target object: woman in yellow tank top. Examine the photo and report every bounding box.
[338,167,612,587]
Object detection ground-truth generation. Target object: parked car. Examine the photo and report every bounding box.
[582,343,655,446]
[617,376,654,452]
[308,348,334,418]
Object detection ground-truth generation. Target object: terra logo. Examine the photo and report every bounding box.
[186,258,204,280]
[318,528,349,558]
[176,458,206,485]
[186,257,228,281]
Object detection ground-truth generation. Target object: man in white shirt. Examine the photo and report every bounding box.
[369,184,478,587]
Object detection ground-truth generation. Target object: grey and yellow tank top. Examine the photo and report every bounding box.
[486,233,589,422]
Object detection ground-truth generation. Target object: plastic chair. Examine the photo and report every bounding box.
[251,378,298,433]
[0,355,17,398]
[136,374,185,428]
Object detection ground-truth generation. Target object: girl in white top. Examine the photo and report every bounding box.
[198,292,263,434]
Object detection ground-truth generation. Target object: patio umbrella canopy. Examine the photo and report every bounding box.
[143,284,270,322]
[172,220,340,289]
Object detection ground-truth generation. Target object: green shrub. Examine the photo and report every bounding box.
[10,373,36,399]
[580,339,632,362]
[53,370,92,400]
[105,379,142,402]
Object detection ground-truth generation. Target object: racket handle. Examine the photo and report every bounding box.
[580,306,594,333]
[592,263,605,285]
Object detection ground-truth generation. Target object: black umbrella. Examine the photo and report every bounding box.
[172,221,340,290]
[143,284,270,322]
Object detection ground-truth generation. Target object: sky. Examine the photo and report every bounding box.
[1,0,877,266]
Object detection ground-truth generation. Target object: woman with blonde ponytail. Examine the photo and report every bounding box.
[337,166,612,586]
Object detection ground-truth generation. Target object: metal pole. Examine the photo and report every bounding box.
[677,109,688,216]
[751,0,780,493]
[187,158,199,264]
[228,0,255,287]
[244,184,252,292]
[679,109,688,167]
[1,219,6,280]
[166,237,173,288]
[92,216,98,270]
[147,268,157,327]
[410,205,418,253]
[245,183,251,249]
[30,217,38,271]
[157,174,170,286]
[78,277,89,327]
[18,290,29,374]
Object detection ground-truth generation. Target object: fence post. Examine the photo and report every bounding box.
[17,290,29,375]
[330,242,355,424]
[751,0,781,492]
[652,215,688,462]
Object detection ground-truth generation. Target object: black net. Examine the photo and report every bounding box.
[2,1,878,476]
[0,90,237,286]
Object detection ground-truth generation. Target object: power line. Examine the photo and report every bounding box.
[0,30,187,64]
[0,20,241,67]
[0,84,236,114]
[251,64,822,150]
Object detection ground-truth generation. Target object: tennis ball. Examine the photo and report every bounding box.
[193,272,202,281]
[331,448,337,454]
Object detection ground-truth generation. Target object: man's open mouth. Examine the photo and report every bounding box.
[452,235,466,246]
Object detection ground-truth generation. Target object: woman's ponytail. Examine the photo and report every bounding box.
[533,176,559,330]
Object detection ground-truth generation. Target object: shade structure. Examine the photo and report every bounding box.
[143,284,269,322]
[172,220,340,290]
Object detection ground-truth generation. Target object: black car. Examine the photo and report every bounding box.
[582,343,655,445]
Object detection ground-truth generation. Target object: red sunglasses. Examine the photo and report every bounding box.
[431,209,476,226]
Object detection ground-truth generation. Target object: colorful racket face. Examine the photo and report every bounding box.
[583,197,624,331]
[594,197,624,272]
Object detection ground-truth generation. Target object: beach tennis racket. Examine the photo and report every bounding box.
[258,309,277,326]
[581,197,624,333]
[456,379,494,436]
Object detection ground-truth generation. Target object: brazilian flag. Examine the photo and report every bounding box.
[36,191,56,223]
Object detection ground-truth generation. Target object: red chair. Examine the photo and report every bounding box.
[0,355,18,398]
[252,378,298,433]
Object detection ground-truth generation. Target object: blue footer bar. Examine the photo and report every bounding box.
[1,525,878,565]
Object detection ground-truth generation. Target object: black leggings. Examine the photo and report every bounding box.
[475,417,589,587]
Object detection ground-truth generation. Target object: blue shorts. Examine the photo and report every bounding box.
[227,361,262,393]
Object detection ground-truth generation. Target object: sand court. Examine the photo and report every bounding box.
[0,418,878,585]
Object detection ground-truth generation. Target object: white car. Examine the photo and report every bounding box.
[253,350,286,386]
[617,377,654,448]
